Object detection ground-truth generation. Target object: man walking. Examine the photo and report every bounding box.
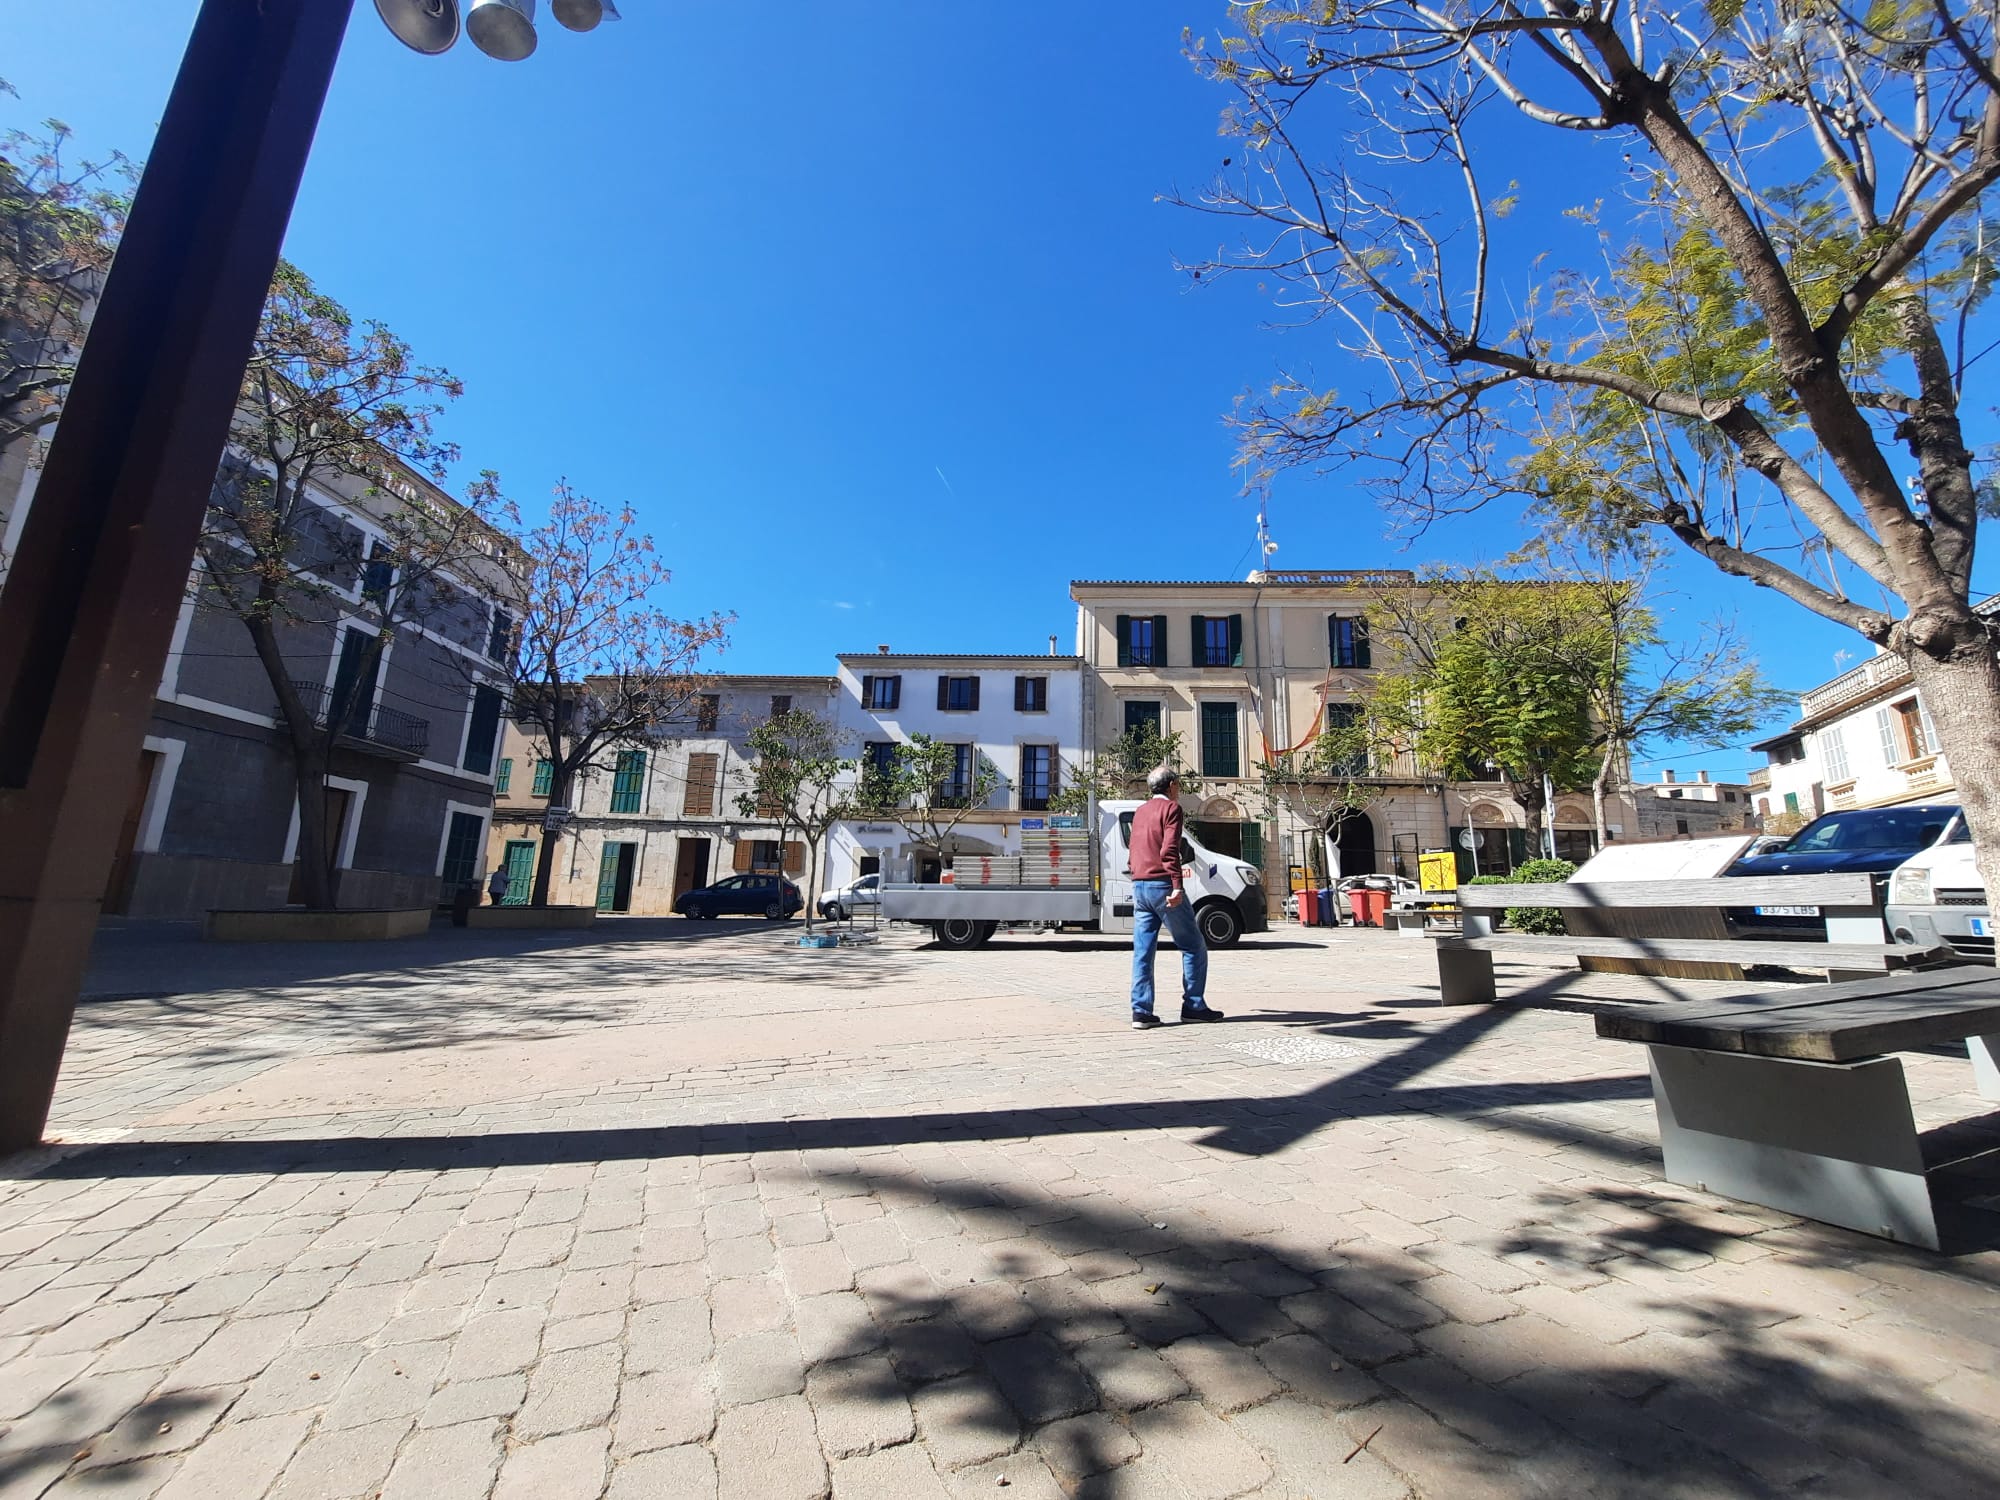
[486,866,511,906]
[1128,765,1223,1030]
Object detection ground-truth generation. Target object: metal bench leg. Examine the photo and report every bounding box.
[1969,1034,2000,1101]
[1435,946,1496,1006]
[1646,1045,1938,1250]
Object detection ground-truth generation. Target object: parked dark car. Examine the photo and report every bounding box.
[1723,802,1959,938]
[674,873,803,921]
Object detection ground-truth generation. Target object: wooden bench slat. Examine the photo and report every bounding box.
[1436,933,1941,969]
[1456,875,1877,911]
[1595,972,2000,1060]
[1595,967,2000,1032]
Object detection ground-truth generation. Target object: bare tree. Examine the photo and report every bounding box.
[494,480,730,907]
[734,708,854,930]
[1175,3,2000,899]
[857,734,1002,874]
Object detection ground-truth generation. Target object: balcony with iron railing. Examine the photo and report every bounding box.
[1800,652,1909,719]
[279,679,430,762]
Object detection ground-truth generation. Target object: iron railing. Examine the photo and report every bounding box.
[280,679,431,759]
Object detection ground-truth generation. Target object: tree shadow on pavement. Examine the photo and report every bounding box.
[781,1166,1999,1498]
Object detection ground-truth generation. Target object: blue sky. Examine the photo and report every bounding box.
[7,2,1984,782]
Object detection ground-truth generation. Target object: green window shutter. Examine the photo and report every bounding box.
[611,750,646,813]
[1200,702,1239,778]
[502,840,537,904]
[1240,821,1263,870]
[1507,828,1530,869]
[494,758,512,795]
[1152,615,1169,668]
[1228,614,1243,667]
[1190,614,1206,666]
[1115,615,1131,667]
[596,844,622,911]
[532,759,554,797]
[1447,830,1474,883]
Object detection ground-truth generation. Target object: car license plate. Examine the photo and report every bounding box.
[1972,917,1992,937]
[1753,905,1820,917]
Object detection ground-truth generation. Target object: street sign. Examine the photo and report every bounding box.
[1020,818,1046,831]
[542,806,572,832]
[1050,815,1084,829]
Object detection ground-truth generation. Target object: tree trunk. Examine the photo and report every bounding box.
[290,743,337,909]
[1900,646,2000,909]
[531,766,570,908]
[1515,775,1548,855]
[1593,745,1616,849]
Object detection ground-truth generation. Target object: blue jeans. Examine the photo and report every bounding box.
[1131,880,1209,1016]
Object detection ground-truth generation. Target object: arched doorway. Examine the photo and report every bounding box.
[1465,800,1514,876]
[1333,811,1377,877]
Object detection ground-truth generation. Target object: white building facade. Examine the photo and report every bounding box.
[826,652,1085,889]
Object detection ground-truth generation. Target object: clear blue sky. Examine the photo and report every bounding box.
[7,2,1981,782]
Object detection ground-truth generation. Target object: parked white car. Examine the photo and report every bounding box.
[1885,818,1992,963]
[817,874,882,922]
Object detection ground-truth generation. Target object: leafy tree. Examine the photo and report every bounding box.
[0,100,133,467]
[857,732,1001,872]
[492,480,730,907]
[1253,705,1384,882]
[1177,5,2000,903]
[196,262,503,910]
[1048,724,1203,814]
[734,708,853,930]
[1367,579,1603,850]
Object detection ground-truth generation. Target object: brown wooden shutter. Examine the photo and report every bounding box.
[937,675,951,710]
[683,752,718,816]
[783,841,805,874]
[732,841,753,872]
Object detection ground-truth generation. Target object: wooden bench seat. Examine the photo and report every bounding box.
[1432,874,1946,1003]
[1595,969,2000,1249]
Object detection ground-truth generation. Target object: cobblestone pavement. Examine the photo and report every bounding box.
[4,918,2000,1498]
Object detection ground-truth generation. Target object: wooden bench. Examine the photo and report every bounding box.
[1433,874,1946,1005]
[1595,969,2000,1249]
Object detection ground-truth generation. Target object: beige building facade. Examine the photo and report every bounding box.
[485,674,837,914]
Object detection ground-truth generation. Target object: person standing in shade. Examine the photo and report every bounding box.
[1127,765,1223,1030]
[486,866,511,906]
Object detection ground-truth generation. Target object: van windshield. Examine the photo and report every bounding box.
[1787,806,1958,853]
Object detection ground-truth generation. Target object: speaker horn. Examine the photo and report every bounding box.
[551,0,619,31]
[467,0,537,60]
[375,0,460,54]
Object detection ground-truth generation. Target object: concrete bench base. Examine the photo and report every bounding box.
[204,908,432,942]
[465,905,598,930]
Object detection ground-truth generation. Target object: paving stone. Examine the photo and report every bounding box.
[420,1374,528,1429]
[794,1290,884,1364]
[493,1426,610,1500]
[982,1332,1094,1425]
[613,1366,715,1455]
[1376,1354,1558,1457]
[939,1452,1066,1500]
[152,1412,314,1500]
[606,1443,717,1500]
[716,1329,807,1405]
[829,1442,950,1499]
[1160,1333,1283,1414]
[74,1385,235,1471]
[444,1307,546,1382]
[885,1317,979,1384]
[711,1395,829,1500]
[808,1353,915,1458]
[515,1340,624,1439]
[911,1373,1021,1469]
[1033,1412,1139,1484]
[268,1416,413,1500]
[627,1298,713,1374]
[1252,1332,1384,1410]
[322,1342,448,1429]
[1127,1399,1273,1498]
[1228,1397,1410,1499]
[378,1417,505,1500]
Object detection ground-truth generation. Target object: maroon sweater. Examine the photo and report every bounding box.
[1129,795,1185,888]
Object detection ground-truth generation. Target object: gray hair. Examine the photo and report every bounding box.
[1146,764,1180,795]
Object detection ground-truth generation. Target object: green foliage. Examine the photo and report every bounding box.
[1468,858,1576,934]
[856,733,1002,859]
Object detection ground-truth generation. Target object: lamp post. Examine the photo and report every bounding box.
[0,0,614,1150]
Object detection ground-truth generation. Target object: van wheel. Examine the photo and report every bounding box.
[1197,901,1242,948]
[933,918,990,950]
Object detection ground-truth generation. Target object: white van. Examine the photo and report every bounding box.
[1885,817,1993,963]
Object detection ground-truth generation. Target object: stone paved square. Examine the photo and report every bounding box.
[3,917,1999,1497]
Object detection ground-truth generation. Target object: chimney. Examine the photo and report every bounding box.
[876,644,890,655]
[1662,769,1676,783]
[1048,634,1057,657]
[1698,770,1710,784]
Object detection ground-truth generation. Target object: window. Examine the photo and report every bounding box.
[1895,698,1931,759]
[1723,790,1737,803]
[463,685,503,775]
[441,811,484,890]
[1676,817,1691,835]
[1553,828,1596,864]
[486,607,514,663]
[752,839,784,872]
[1784,791,1801,815]
[610,750,647,814]
[1124,700,1162,737]
[1329,615,1372,668]
[938,675,980,711]
[1191,613,1242,668]
[684,752,719,816]
[863,740,900,777]
[532,759,554,797]
[1019,745,1055,811]
[1200,702,1239,778]
[1321,703,1368,777]
[1015,676,1048,713]
[861,674,902,711]
[1668,788,1683,799]
[1822,725,1850,782]
[1115,614,1167,668]
[696,694,720,732]
[361,543,394,606]
[939,744,974,805]
[495,758,513,795]
[769,694,791,719]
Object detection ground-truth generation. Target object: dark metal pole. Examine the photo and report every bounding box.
[0,0,356,1150]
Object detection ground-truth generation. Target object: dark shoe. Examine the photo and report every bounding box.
[1180,1006,1225,1022]
[1131,1013,1164,1030]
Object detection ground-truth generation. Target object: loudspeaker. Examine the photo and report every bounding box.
[551,0,619,31]
[374,0,460,54]
[467,0,537,60]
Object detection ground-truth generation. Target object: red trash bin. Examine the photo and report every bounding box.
[1347,889,1371,926]
[1297,889,1318,926]
[1360,888,1391,927]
